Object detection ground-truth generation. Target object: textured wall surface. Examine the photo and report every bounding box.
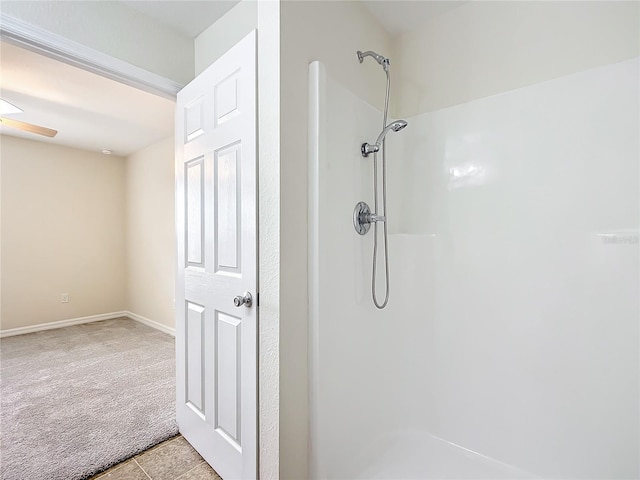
[256,2,280,478]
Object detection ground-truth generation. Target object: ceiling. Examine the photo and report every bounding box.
[0,41,175,156]
[0,1,465,157]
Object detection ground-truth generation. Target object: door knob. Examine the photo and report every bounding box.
[233,292,253,308]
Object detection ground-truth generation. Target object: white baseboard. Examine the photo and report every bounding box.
[125,311,175,337]
[0,311,176,338]
[0,311,128,338]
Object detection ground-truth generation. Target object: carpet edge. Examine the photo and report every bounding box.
[80,426,180,480]
[0,312,129,338]
[1,311,175,339]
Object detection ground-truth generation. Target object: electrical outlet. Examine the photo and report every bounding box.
[61,293,69,303]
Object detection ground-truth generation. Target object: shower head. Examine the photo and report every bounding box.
[361,120,408,157]
[357,50,390,72]
[375,120,408,145]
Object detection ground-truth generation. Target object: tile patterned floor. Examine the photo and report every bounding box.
[91,435,222,480]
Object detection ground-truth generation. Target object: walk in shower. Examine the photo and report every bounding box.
[308,45,639,479]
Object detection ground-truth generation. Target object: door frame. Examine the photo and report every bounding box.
[1,13,282,478]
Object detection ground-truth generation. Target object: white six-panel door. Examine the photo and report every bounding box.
[175,30,257,480]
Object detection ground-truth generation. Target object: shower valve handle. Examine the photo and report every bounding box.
[353,202,385,235]
[365,213,386,223]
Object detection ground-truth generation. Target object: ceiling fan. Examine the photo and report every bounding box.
[0,99,57,138]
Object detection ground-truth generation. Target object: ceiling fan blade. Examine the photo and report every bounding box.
[0,117,57,138]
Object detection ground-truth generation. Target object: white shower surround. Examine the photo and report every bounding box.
[309,57,639,479]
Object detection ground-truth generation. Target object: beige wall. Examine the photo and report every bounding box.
[1,0,194,85]
[125,136,175,330]
[393,0,640,117]
[279,2,391,477]
[0,135,127,329]
[0,135,177,332]
[195,0,258,75]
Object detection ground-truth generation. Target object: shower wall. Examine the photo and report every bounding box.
[309,61,434,479]
[310,61,535,479]
[390,57,640,478]
[309,53,639,478]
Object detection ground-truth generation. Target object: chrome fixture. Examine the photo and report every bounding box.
[354,50,408,309]
[361,120,408,157]
[353,201,386,235]
[357,50,390,72]
[233,291,253,308]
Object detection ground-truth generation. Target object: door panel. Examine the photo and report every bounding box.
[186,302,205,416]
[214,143,241,273]
[215,311,241,445]
[185,159,204,267]
[175,30,257,480]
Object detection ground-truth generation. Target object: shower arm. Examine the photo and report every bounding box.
[357,50,390,72]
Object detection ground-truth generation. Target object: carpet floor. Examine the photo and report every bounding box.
[0,317,178,480]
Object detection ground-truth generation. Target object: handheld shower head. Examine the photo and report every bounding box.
[375,120,408,144]
[392,120,408,131]
[361,120,408,157]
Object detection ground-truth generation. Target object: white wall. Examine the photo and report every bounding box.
[393,0,640,116]
[0,135,127,330]
[194,0,257,75]
[280,2,391,477]
[256,2,281,479]
[1,0,194,85]
[126,136,175,330]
